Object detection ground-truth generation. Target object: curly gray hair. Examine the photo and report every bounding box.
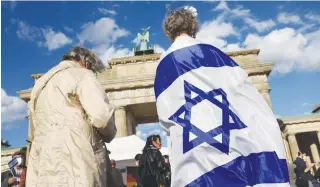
[62,46,105,73]
[163,6,199,41]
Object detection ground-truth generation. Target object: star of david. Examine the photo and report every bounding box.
[169,81,247,154]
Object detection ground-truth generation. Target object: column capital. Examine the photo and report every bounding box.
[259,88,271,93]
[288,132,297,136]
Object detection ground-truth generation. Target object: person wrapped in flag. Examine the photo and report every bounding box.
[154,6,290,187]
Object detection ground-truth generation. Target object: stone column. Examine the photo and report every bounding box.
[126,109,134,136]
[127,120,133,135]
[125,108,137,135]
[253,74,272,109]
[310,144,320,162]
[132,120,137,135]
[26,140,31,166]
[317,131,320,145]
[283,136,293,163]
[288,134,299,160]
[260,89,272,109]
[26,106,31,166]
[115,106,128,137]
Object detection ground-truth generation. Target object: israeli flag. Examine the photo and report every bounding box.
[8,157,18,176]
[154,35,289,187]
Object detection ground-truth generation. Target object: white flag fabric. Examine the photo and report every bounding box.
[154,35,290,187]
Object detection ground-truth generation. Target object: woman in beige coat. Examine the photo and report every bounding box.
[26,46,117,187]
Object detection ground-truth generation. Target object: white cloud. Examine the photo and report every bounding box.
[76,17,132,64]
[1,89,27,123]
[112,4,120,8]
[154,45,165,54]
[77,17,166,64]
[243,28,320,74]
[94,44,133,64]
[78,17,129,46]
[213,1,275,32]
[197,3,252,51]
[14,19,72,51]
[97,8,117,16]
[221,43,243,52]
[148,129,167,137]
[214,1,229,11]
[214,2,250,18]
[136,129,167,140]
[64,26,74,33]
[232,6,251,17]
[132,37,140,45]
[244,18,276,33]
[136,123,167,141]
[136,130,148,140]
[42,28,72,51]
[297,24,316,34]
[136,130,147,139]
[277,13,303,24]
[196,19,237,49]
[305,13,320,23]
[16,20,41,41]
[9,0,17,11]
[192,2,320,74]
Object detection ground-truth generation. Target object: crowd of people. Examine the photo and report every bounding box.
[293,152,320,187]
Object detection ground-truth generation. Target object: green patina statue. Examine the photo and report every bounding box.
[134,26,155,56]
[138,27,150,51]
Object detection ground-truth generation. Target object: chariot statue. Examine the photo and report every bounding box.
[134,26,155,56]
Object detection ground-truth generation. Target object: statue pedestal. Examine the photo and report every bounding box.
[134,48,155,56]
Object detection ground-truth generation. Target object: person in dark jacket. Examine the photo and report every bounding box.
[315,162,320,181]
[163,155,171,187]
[138,135,167,187]
[110,159,124,187]
[1,150,27,187]
[133,154,143,187]
[293,152,314,187]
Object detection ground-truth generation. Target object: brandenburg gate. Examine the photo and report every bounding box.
[17,31,320,171]
[18,49,274,135]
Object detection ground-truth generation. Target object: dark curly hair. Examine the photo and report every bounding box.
[163,6,199,41]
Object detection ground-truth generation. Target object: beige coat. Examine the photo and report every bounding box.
[26,61,116,187]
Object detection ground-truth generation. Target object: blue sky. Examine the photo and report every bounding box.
[1,1,320,148]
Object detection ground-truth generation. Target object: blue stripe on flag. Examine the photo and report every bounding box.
[186,151,289,187]
[155,44,239,99]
